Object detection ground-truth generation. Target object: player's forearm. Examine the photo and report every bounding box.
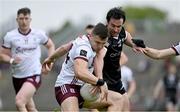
[144,47,162,59]
[0,54,12,63]
[49,45,69,61]
[94,56,103,79]
[94,47,106,79]
[124,32,135,48]
[75,69,98,85]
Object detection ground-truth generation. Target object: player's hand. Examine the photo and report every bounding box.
[42,57,54,75]
[132,46,145,53]
[89,86,100,96]
[12,56,22,64]
[132,39,146,48]
[99,83,108,101]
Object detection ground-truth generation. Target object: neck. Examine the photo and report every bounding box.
[18,28,31,35]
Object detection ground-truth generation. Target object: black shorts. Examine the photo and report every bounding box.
[107,81,126,95]
[165,97,177,105]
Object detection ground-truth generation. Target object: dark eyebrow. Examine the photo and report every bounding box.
[111,23,122,28]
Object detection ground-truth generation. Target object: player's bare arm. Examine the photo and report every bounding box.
[94,47,107,79]
[93,47,108,100]
[42,41,72,74]
[0,54,21,64]
[74,58,99,85]
[0,47,21,64]
[144,47,176,59]
[124,31,145,53]
[44,38,55,56]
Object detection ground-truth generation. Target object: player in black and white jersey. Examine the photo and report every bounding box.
[0,7,55,111]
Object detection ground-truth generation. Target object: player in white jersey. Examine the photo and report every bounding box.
[0,7,55,112]
[43,23,124,111]
[144,42,180,59]
[120,52,136,98]
[121,66,136,98]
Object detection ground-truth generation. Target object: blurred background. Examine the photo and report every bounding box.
[0,0,180,111]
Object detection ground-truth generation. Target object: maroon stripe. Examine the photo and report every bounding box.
[74,57,88,62]
[2,45,11,49]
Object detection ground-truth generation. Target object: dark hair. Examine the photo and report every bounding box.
[92,23,108,40]
[17,7,31,16]
[106,7,126,24]
[85,24,94,29]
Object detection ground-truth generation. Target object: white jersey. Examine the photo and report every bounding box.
[121,65,134,91]
[172,42,180,55]
[55,35,96,87]
[2,28,48,78]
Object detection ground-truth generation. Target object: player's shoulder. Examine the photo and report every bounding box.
[4,29,19,40]
[74,35,90,47]
[6,29,18,36]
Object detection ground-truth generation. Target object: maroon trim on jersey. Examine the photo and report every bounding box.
[74,57,88,62]
[171,47,179,55]
[43,38,49,45]
[18,28,31,36]
[1,45,11,49]
[69,42,73,50]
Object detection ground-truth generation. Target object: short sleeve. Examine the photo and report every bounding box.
[172,42,180,55]
[2,33,11,49]
[74,45,92,62]
[38,30,49,45]
[126,70,133,82]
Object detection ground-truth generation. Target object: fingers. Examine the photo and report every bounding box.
[90,86,100,96]
[42,62,54,75]
[13,56,22,64]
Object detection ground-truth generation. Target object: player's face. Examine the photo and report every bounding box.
[91,35,107,52]
[16,14,31,32]
[107,18,124,37]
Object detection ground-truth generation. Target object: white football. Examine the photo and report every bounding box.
[80,83,100,102]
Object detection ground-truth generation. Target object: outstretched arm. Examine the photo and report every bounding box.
[42,41,73,74]
[124,31,144,53]
[46,41,72,62]
[144,47,176,59]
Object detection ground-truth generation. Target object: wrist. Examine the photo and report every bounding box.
[96,79,105,86]
[9,58,14,64]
